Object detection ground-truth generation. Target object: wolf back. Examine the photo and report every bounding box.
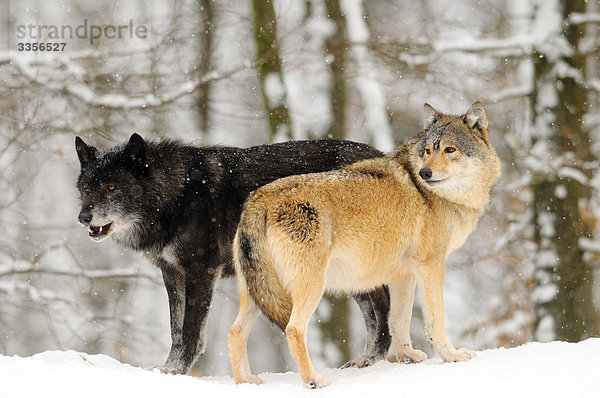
[75,135,391,374]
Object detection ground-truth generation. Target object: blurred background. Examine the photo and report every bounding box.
[0,0,599,377]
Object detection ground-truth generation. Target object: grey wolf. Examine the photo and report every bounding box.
[75,134,391,374]
[228,102,501,387]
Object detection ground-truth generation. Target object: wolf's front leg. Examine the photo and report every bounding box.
[388,276,428,363]
[160,265,188,374]
[178,263,219,370]
[417,261,475,362]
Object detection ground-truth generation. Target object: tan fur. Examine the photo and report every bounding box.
[228,102,501,388]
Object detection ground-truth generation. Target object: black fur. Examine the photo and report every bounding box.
[274,202,320,244]
[75,134,391,374]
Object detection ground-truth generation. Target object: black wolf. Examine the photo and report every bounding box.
[75,133,391,374]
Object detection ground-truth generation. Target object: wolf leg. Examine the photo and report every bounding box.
[342,286,392,368]
[417,262,475,362]
[179,264,218,371]
[228,280,262,385]
[286,274,330,388]
[388,276,428,363]
[160,265,187,374]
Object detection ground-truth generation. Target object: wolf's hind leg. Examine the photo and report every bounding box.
[228,281,262,385]
[286,272,330,388]
[388,276,428,363]
[342,286,392,368]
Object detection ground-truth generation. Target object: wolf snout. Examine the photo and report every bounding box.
[419,167,432,180]
[78,210,93,226]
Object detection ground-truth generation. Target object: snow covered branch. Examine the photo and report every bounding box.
[579,238,600,254]
[588,78,600,92]
[485,84,533,103]
[0,280,74,306]
[0,266,162,285]
[568,12,600,25]
[8,54,251,110]
[398,35,533,66]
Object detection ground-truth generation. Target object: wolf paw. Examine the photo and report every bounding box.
[148,366,184,375]
[235,374,263,385]
[246,375,263,385]
[307,375,331,389]
[397,347,428,363]
[439,347,476,362]
[457,347,476,360]
[340,354,385,369]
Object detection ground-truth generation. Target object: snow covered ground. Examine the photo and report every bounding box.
[2,339,600,398]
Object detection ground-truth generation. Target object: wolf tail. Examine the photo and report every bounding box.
[233,198,292,330]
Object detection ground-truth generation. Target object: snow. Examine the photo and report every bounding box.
[3,340,600,397]
[557,166,589,186]
[569,12,600,25]
[534,316,556,343]
[531,283,558,303]
[579,237,600,253]
[10,53,249,110]
[264,72,286,108]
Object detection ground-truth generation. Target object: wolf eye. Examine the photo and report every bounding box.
[83,185,90,193]
[424,148,431,155]
[445,147,456,153]
[108,184,116,191]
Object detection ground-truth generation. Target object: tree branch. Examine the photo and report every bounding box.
[0,266,162,285]
[8,54,251,110]
[397,35,534,66]
[568,12,600,25]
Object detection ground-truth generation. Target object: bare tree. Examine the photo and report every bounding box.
[197,0,214,135]
[530,0,598,342]
[324,0,348,139]
[252,0,293,141]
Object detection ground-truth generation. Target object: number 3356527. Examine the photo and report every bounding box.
[17,42,66,51]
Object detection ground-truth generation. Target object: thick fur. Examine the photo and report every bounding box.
[75,134,391,374]
[229,102,501,388]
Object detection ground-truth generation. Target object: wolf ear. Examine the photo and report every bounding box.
[423,103,440,130]
[124,133,147,173]
[75,136,97,167]
[465,102,488,131]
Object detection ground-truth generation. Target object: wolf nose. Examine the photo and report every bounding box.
[78,211,93,226]
[419,168,432,180]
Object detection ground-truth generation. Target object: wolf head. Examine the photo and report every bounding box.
[75,133,185,245]
[408,102,501,208]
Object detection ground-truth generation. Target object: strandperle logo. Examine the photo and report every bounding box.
[9,0,153,75]
[15,19,148,46]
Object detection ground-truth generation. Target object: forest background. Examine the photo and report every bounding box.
[0,0,599,376]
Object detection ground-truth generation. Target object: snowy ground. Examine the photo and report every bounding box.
[3,339,599,398]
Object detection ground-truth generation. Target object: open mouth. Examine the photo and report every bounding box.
[88,222,113,240]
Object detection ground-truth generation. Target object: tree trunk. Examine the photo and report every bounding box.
[252,0,293,141]
[298,0,353,365]
[197,0,213,135]
[340,0,394,151]
[531,0,598,342]
[324,0,347,140]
